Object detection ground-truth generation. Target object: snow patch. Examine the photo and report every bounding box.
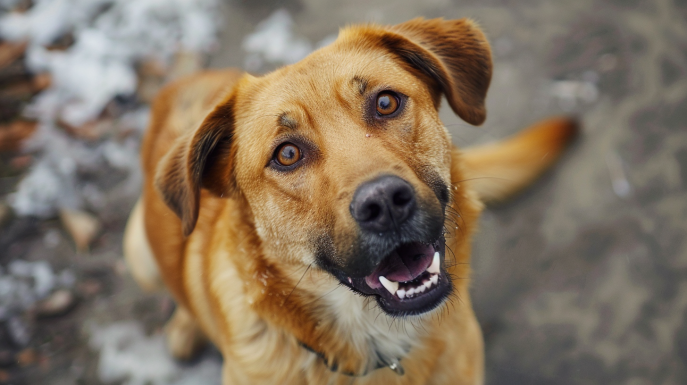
[242,9,336,71]
[89,321,221,385]
[0,260,74,320]
[0,0,220,217]
[549,71,600,111]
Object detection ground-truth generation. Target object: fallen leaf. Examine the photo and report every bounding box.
[59,208,101,252]
[31,73,51,92]
[58,118,113,141]
[0,41,27,70]
[0,120,38,152]
[16,349,35,367]
[34,289,76,317]
[0,80,34,99]
[9,154,32,169]
[0,201,10,226]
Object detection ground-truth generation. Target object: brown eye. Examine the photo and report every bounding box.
[276,143,301,166]
[376,92,399,115]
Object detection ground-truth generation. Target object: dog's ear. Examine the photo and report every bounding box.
[362,18,493,125]
[155,95,236,236]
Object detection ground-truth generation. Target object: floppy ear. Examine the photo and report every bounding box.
[155,95,236,236]
[364,18,493,125]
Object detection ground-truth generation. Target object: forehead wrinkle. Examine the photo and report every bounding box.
[352,75,369,96]
[278,112,298,130]
[293,100,316,129]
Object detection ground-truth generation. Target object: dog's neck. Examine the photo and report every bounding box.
[318,287,419,375]
[253,263,423,376]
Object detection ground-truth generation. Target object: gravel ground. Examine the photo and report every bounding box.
[0,0,686,384]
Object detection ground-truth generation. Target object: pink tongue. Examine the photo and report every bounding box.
[365,243,434,289]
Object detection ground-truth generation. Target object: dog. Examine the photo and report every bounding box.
[123,17,577,384]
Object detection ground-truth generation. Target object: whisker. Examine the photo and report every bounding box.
[445,243,457,267]
[282,264,311,306]
[302,285,341,306]
[452,176,511,183]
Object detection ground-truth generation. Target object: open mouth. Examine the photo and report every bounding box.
[341,239,451,316]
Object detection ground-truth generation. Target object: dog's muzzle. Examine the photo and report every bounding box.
[325,174,452,316]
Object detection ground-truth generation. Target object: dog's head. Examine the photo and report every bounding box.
[156,18,492,317]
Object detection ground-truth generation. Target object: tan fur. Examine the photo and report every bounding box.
[461,117,579,203]
[123,198,162,292]
[123,18,576,384]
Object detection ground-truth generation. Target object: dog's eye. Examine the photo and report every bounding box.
[376,92,399,115]
[275,143,301,166]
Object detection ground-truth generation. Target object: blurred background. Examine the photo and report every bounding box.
[0,0,685,384]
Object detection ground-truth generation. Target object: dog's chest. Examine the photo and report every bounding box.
[324,289,420,366]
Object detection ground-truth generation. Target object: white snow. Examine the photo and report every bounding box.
[549,71,600,111]
[0,259,74,320]
[242,9,336,71]
[89,321,222,385]
[0,0,221,217]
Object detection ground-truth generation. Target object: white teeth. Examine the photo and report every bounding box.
[427,252,440,274]
[379,276,399,295]
[388,253,441,300]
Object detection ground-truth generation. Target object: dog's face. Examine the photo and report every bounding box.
[157,18,492,317]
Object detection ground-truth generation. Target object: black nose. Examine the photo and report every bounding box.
[350,175,416,233]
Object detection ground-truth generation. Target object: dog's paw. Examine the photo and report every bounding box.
[165,307,207,361]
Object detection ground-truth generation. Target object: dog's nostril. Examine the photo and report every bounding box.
[392,190,412,207]
[365,203,382,221]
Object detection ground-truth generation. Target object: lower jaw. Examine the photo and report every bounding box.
[373,269,452,317]
[330,237,452,316]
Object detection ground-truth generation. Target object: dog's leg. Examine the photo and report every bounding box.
[124,199,207,360]
[123,198,164,292]
[457,116,578,203]
[165,305,208,360]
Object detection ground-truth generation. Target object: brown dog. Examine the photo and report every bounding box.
[123,17,576,384]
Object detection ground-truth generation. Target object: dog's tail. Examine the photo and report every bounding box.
[458,116,579,203]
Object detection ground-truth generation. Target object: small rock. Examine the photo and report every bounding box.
[34,289,76,318]
[5,317,31,348]
[58,118,114,141]
[59,208,101,252]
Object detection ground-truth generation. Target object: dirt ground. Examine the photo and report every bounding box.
[1,0,686,384]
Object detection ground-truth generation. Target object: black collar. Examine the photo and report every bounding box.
[299,341,405,377]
